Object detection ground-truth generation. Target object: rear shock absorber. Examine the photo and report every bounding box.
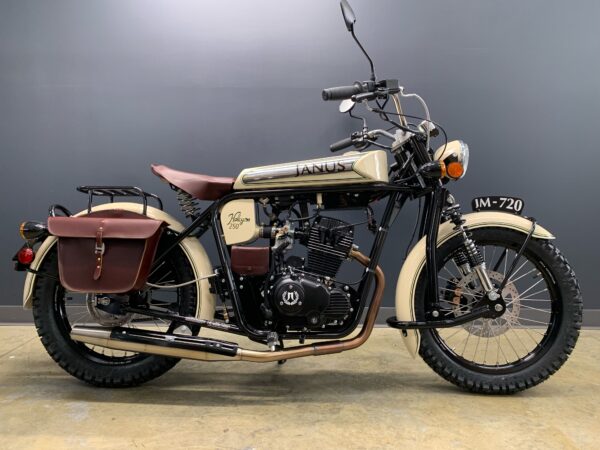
[444,201,499,301]
[175,188,201,218]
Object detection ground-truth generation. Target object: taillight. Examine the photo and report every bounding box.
[17,247,35,265]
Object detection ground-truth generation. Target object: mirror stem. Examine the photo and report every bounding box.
[351,29,376,82]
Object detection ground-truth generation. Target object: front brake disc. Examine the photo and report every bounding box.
[453,270,520,337]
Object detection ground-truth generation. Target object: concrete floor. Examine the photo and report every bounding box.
[0,327,598,450]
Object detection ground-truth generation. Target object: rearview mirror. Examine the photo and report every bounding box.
[340,0,356,32]
[339,99,355,113]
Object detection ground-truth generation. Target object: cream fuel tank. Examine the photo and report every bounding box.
[233,150,388,190]
[219,150,389,246]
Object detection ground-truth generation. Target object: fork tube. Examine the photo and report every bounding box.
[425,185,446,307]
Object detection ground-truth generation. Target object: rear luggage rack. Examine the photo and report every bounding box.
[77,186,163,215]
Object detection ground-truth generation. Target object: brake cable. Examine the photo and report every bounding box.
[368,107,449,155]
[146,273,216,289]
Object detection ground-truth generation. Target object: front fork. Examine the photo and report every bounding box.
[437,196,505,317]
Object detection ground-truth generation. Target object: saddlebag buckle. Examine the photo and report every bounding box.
[93,227,105,280]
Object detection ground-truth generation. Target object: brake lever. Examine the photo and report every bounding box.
[352,92,379,102]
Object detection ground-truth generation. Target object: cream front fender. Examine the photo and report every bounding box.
[395,211,555,358]
[22,202,216,321]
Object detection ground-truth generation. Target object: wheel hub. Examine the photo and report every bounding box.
[86,293,133,327]
[452,270,520,337]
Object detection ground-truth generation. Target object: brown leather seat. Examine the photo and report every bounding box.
[151,164,235,200]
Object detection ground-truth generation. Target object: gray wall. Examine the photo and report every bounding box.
[1,0,598,310]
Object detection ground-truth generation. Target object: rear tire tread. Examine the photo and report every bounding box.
[31,246,195,388]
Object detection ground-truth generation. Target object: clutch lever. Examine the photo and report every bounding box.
[330,128,396,152]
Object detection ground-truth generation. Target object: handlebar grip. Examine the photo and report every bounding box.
[330,136,354,152]
[322,82,363,101]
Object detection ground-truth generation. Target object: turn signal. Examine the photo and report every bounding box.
[19,221,48,241]
[17,247,35,265]
[446,162,465,179]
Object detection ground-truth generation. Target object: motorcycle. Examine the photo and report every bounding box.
[13,0,582,394]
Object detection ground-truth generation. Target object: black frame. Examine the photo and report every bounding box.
[149,181,445,342]
[18,133,464,342]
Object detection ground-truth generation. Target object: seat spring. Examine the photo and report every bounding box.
[176,189,200,218]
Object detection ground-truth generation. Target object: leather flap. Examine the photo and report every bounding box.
[231,245,270,276]
[48,216,164,239]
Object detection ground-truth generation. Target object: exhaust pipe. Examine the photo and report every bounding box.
[71,249,384,363]
[71,326,242,361]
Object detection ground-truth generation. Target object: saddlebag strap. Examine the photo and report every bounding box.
[93,226,105,280]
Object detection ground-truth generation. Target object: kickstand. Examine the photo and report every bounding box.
[277,338,287,365]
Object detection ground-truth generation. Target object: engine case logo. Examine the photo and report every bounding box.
[282,288,300,305]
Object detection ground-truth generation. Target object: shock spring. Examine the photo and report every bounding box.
[445,204,484,267]
[176,188,201,218]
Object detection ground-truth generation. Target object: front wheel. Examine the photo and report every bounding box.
[415,227,582,394]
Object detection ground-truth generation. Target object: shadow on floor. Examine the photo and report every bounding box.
[5,362,482,407]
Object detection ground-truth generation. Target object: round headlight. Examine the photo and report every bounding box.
[460,141,469,173]
[433,140,469,180]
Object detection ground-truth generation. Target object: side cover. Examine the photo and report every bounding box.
[220,199,259,245]
[234,150,388,189]
[22,202,216,320]
[396,211,555,358]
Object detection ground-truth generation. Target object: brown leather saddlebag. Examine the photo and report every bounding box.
[47,211,165,293]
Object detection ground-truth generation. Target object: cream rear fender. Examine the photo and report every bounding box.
[22,202,216,321]
[395,211,555,358]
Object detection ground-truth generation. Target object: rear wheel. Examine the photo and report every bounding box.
[416,227,582,394]
[32,235,197,387]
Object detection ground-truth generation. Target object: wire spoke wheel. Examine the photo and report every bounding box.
[416,227,582,393]
[434,243,555,371]
[32,235,198,387]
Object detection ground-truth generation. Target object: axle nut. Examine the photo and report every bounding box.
[488,291,500,301]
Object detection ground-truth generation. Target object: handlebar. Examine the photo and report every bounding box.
[329,136,354,152]
[322,81,370,101]
[322,79,399,101]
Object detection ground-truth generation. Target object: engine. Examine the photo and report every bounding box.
[268,216,358,329]
[305,216,355,277]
